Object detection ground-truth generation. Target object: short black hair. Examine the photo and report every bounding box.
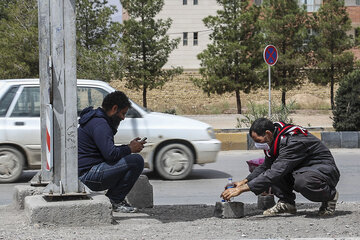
[102,91,131,112]
[249,118,275,137]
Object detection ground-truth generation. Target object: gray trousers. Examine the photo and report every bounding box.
[271,171,337,205]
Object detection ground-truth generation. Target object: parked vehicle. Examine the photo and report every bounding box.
[0,79,221,183]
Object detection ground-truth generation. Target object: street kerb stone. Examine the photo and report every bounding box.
[341,132,359,148]
[24,194,112,225]
[321,132,341,148]
[214,201,244,218]
[13,185,45,210]
[125,174,153,208]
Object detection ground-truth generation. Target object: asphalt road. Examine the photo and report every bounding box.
[0,149,359,206]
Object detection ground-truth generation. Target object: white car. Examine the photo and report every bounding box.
[0,79,221,183]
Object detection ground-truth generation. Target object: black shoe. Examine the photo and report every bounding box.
[112,200,138,213]
[318,190,339,216]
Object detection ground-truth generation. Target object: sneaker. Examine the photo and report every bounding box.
[112,200,138,213]
[263,201,297,216]
[318,190,339,216]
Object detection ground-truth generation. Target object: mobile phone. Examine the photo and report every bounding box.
[140,137,147,142]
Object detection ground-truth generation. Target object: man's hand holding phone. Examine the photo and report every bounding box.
[129,137,147,153]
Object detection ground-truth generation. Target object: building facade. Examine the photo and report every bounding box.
[123,0,360,70]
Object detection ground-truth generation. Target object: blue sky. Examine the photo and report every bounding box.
[107,0,122,22]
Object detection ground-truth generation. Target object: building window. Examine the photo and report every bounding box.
[300,0,322,12]
[356,0,360,5]
[194,0,198,5]
[183,32,188,46]
[183,0,187,5]
[193,32,198,46]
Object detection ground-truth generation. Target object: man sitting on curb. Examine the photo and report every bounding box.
[221,118,340,216]
[78,91,145,213]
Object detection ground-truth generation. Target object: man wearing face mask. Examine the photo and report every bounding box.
[78,91,145,213]
[221,118,340,216]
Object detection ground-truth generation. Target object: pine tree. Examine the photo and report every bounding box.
[194,0,264,114]
[332,70,360,131]
[308,0,355,110]
[261,0,308,107]
[76,0,122,81]
[119,0,182,108]
[0,0,38,79]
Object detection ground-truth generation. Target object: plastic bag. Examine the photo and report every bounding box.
[246,158,264,173]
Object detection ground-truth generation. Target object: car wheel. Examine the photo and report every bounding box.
[155,143,194,180]
[0,146,25,183]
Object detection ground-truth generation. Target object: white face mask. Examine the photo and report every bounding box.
[255,142,270,151]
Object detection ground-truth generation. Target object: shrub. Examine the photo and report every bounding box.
[332,70,360,131]
[236,101,295,128]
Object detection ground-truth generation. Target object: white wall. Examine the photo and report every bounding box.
[156,0,221,71]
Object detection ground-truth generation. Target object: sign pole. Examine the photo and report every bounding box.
[268,65,271,118]
[263,45,278,119]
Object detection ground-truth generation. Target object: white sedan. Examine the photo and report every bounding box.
[0,79,221,182]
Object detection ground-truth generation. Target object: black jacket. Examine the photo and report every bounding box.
[246,132,340,195]
[78,107,131,176]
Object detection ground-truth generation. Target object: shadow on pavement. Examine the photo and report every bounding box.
[14,170,38,183]
[143,169,231,180]
[113,204,216,223]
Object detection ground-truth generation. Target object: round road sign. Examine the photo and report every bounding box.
[263,45,278,66]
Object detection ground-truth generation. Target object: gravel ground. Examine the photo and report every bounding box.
[1,202,359,240]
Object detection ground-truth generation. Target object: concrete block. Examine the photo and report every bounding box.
[213,201,244,218]
[125,175,153,208]
[24,194,112,225]
[257,194,275,210]
[13,185,45,210]
[321,132,341,148]
[341,132,359,148]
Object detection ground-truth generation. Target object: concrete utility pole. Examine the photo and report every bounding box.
[36,0,86,196]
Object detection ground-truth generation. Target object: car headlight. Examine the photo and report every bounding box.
[207,127,216,139]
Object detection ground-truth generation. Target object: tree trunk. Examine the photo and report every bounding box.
[143,86,147,108]
[330,78,334,110]
[281,89,286,107]
[235,89,242,114]
[330,64,335,110]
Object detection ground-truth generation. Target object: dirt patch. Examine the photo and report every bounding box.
[110,73,335,115]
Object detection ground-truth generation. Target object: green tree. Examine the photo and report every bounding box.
[332,70,360,131]
[0,0,15,20]
[261,0,308,107]
[308,0,355,110]
[355,27,360,46]
[119,0,183,108]
[76,0,122,81]
[194,0,264,114]
[0,0,38,79]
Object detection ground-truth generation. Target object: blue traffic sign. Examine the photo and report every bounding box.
[263,45,278,66]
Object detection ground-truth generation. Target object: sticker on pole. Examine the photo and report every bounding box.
[263,45,278,66]
[45,104,53,171]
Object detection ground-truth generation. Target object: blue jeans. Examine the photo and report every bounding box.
[79,154,144,203]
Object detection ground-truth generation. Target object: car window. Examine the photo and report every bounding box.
[77,87,108,116]
[126,107,141,118]
[11,87,40,117]
[0,86,19,117]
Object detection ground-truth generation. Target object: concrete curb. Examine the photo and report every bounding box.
[215,130,360,151]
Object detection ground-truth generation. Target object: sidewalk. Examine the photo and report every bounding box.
[184,113,343,151]
[0,202,359,239]
[183,112,333,129]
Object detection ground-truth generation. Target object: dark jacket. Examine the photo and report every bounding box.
[78,107,131,176]
[246,132,340,195]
